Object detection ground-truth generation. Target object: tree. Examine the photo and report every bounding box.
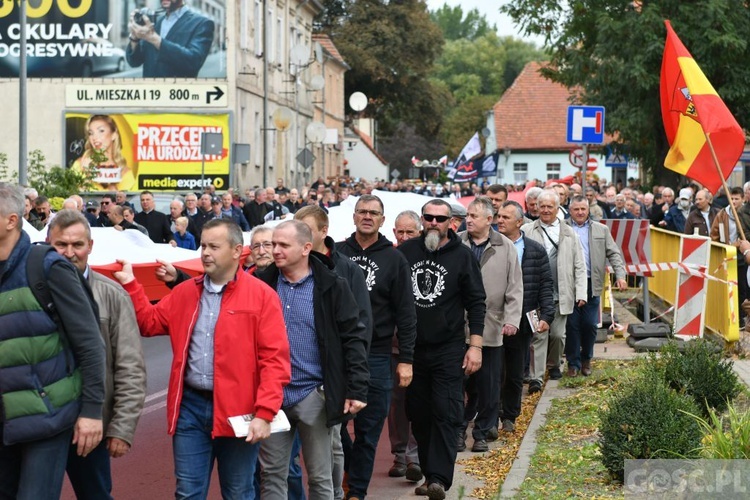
[27,150,96,198]
[378,123,444,176]
[316,0,449,137]
[439,94,496,158]
[502,0,750,185]
[430,4,495,41]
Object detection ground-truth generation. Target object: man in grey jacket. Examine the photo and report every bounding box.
[566,197,627,376]
[521,190,587,392]
[47,210,147,498]
[458,197,523,452]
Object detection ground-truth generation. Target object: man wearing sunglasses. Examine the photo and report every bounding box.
[397,199,486,500]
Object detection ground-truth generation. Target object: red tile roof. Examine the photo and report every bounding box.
[494,61,585,152]
[312,34,347,67]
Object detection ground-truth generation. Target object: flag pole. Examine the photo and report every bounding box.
[704,132,746,241]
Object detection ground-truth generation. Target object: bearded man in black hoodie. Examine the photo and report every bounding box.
[397,199,486,500]
[336,194,418,499]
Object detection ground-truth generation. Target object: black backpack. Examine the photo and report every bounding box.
[26,244,100,336]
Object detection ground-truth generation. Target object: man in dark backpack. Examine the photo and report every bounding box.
[0,183,105,499]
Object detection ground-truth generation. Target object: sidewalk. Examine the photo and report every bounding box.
[370,297,750,499]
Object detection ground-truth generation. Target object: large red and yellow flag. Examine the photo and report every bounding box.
[660,20,745,194]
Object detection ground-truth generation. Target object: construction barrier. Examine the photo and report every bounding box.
[645,227,739,343]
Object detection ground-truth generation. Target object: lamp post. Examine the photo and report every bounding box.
[19,0,27,185]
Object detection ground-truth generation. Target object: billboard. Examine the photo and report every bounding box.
[65,112,231,192]
[0,0,226,78]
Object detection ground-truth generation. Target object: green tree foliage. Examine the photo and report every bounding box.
[316,0,449,137]
[440,94,496,159]
[27,150,96,198]
[430,4,495,41]
[502,0,750,184]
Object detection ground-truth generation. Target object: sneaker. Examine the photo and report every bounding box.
[388,462,406,478]
[427,482,446,500]
[523,375,531,384]
[457,432,466,452]
[502,419,516,433]
[487,425,499,442]
[405,463,423,482]
[528,380,542,394]
[471,438,489,452]
[548,367,562,380]
[415,483,429,496]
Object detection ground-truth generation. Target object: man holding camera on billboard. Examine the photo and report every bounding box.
[126,0,214,78]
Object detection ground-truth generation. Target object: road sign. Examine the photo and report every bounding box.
[566,105,605,144]
[296,148,315,169]
[66,84,228,108]
[569,148,585,167]
[587,157,598,170]
[605,146,628,167]
[390,169,401,179]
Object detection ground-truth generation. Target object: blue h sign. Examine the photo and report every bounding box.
[566,106,605,144]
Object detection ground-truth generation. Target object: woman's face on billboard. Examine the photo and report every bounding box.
[88,119,115,152]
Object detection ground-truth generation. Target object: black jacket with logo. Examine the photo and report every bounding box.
[337,233,416,363]
[397,231,486,346]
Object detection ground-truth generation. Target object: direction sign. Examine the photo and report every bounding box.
[566,105,605,144]
[66,84,228,108]
[569,148,585,167]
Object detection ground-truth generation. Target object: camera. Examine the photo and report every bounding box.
[133,8,156,26]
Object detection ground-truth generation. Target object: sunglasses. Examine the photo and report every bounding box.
[423,214,450,223]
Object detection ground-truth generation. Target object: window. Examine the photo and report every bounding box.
[276,17,283,69]
[513,163,528,184]
[253,0,262,56]
[266,6,274,63]
[240,0,248,49]
[546,163,561,181]
[254,111,261,166]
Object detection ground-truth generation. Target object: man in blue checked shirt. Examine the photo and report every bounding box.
[255,220,369,499]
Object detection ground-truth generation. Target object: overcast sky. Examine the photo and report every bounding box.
[424,0,545,46]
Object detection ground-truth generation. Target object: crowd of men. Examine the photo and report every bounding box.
[6,171,750,499]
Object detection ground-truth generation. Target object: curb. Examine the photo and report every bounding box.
[499,380,574,498]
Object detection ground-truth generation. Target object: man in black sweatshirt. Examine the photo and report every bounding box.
[397,199,486,500]
[336,194,417,499]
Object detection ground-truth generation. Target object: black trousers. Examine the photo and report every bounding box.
[462,345,502,440]
[407,341,464,490]
[501,319,533,423]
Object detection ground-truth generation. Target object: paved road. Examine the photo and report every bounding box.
[61,334,454,499]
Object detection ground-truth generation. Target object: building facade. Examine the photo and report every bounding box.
[0,0,343,192]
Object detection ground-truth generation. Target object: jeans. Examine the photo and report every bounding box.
[388,354,419,466]
[462,345,502,440]
[66,438,113,499]
[253,432,305,500]
[501,320,534,423]
[565,294,600,369]
[407,341,465,490]
[260,387,333,499]
[0,426,73,500]
[173,387,260,500]
[347,353,392,498]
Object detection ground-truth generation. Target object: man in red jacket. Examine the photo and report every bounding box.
[113,218,291,498]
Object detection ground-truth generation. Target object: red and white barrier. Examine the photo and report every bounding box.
[605,219,651,276]
[673,235,710,339]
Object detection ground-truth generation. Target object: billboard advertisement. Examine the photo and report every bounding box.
[0,0,226,78]
[65,112,231,192]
